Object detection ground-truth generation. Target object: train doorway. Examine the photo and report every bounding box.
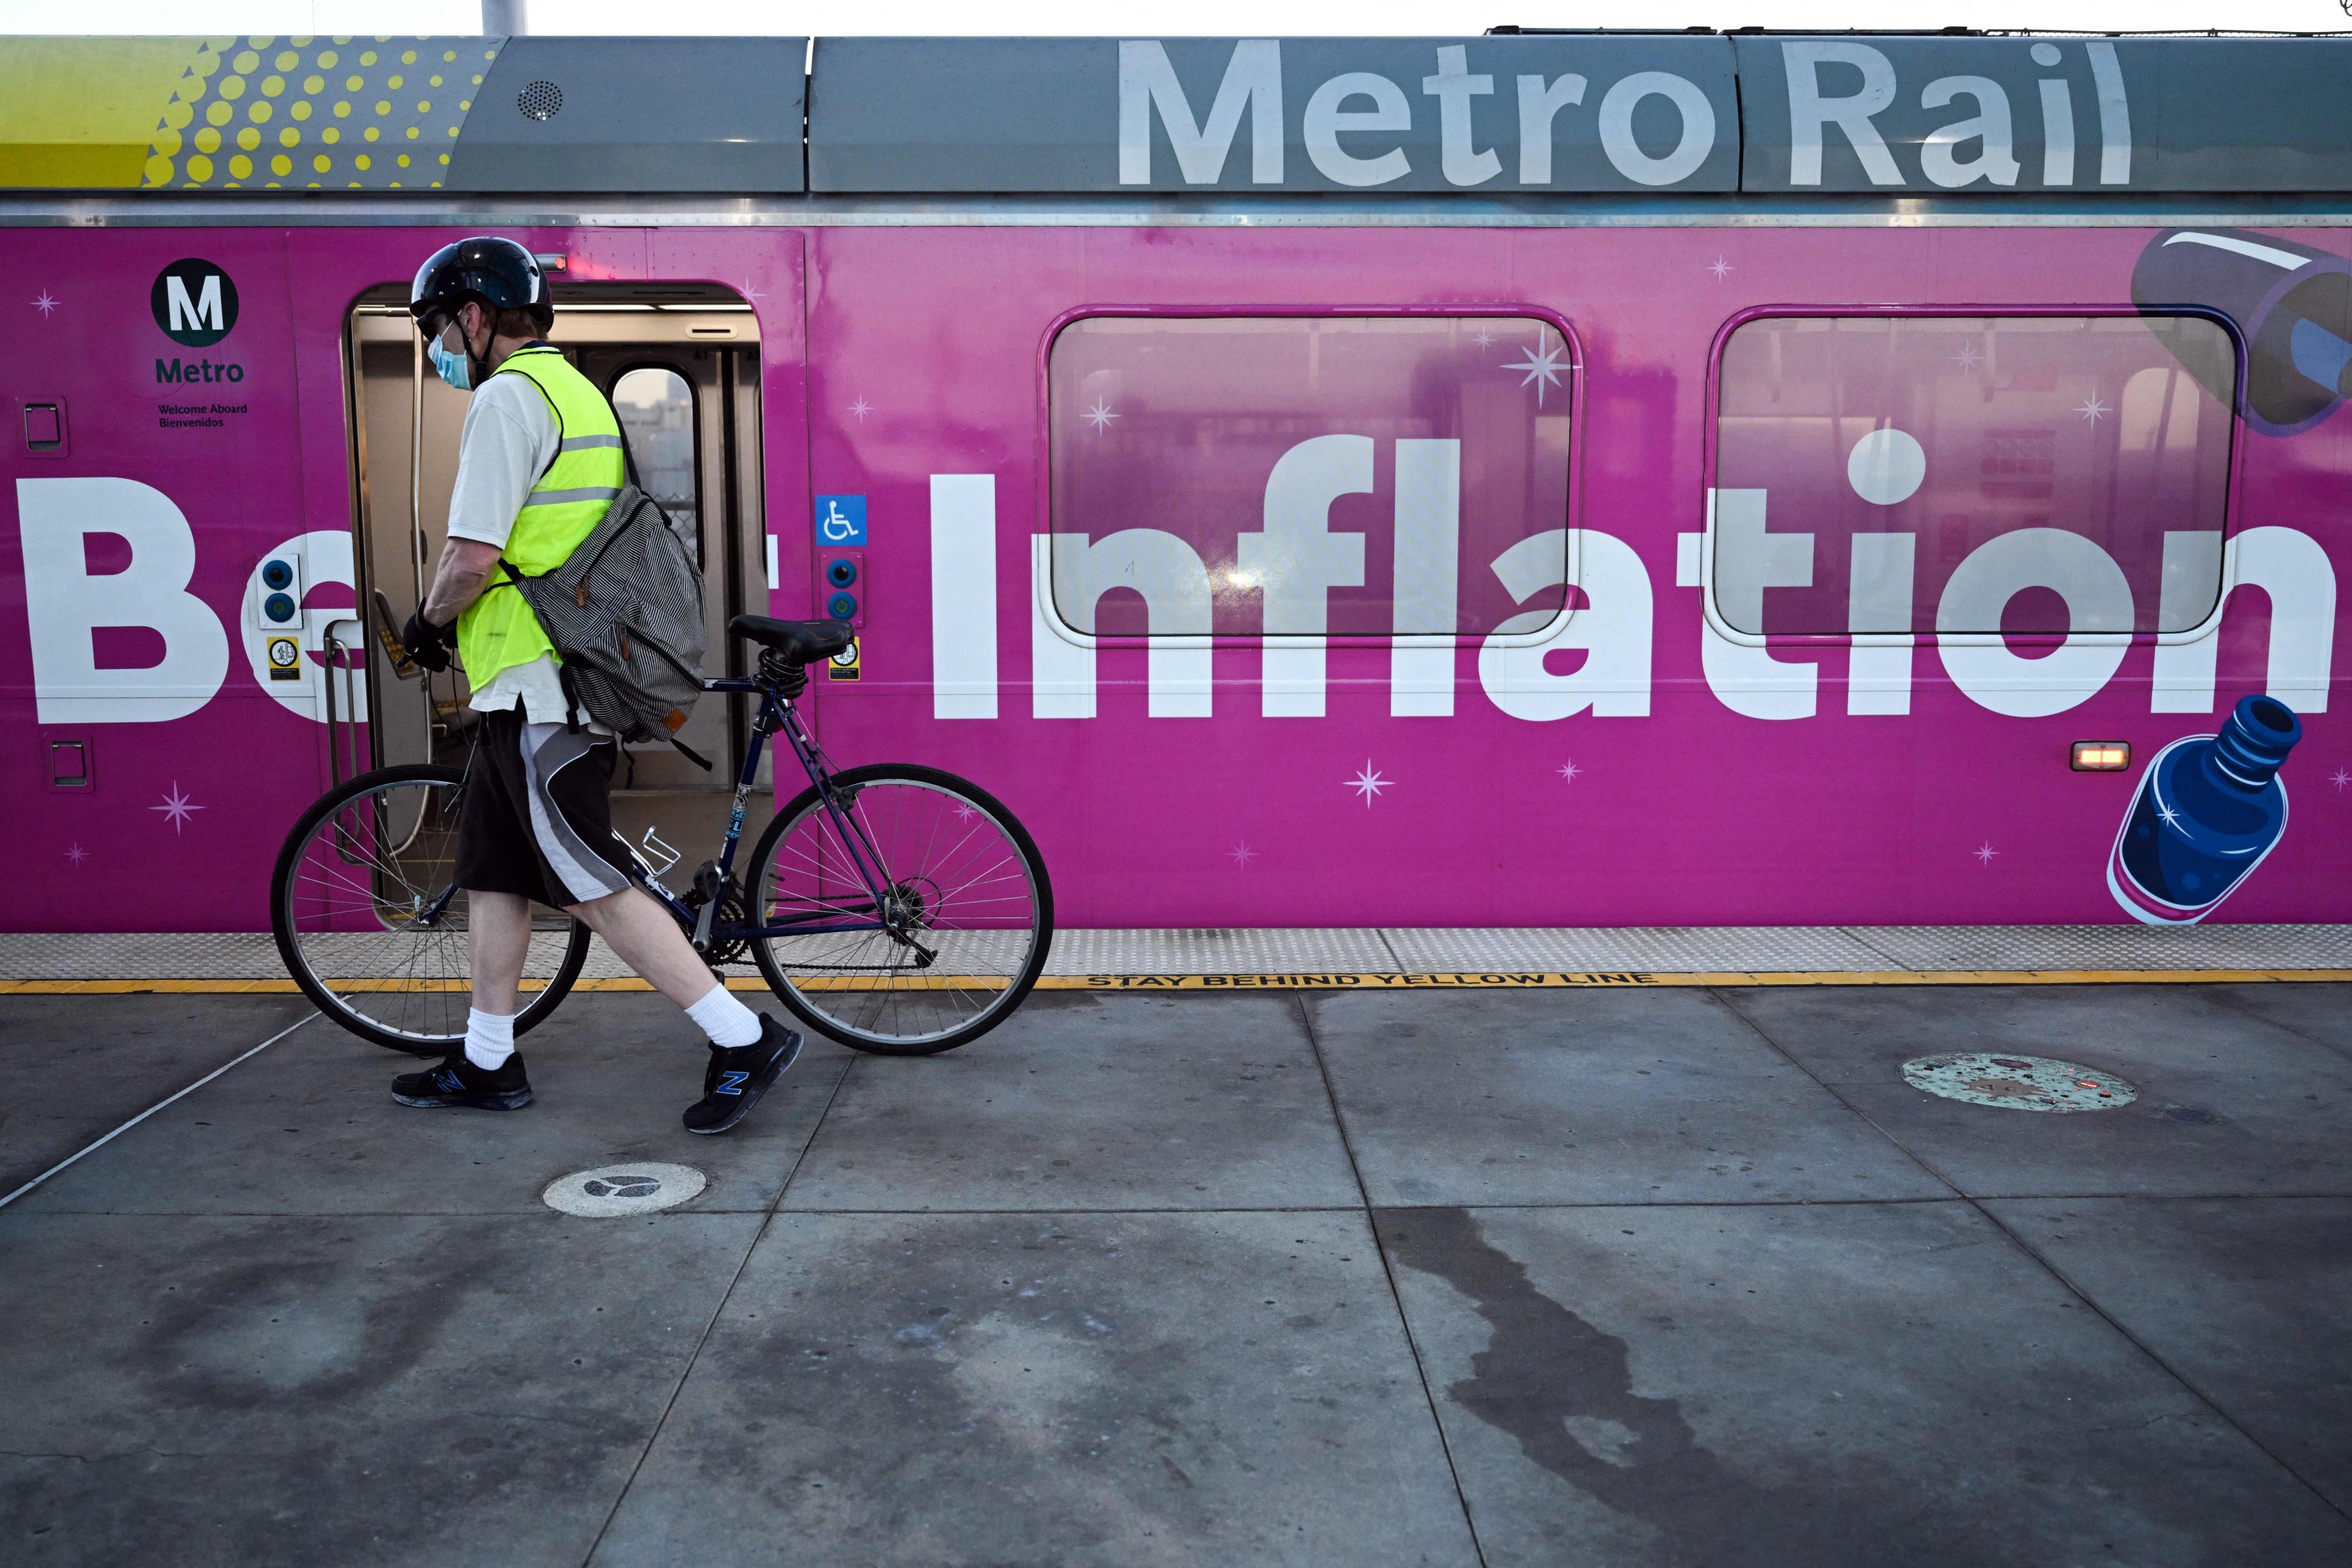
[344,282,768,832]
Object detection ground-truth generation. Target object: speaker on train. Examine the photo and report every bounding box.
[2133,227,2352,437]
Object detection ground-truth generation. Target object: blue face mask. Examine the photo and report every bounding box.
[428,337,473,391]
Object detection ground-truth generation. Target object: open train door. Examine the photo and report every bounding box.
[340,234,808,853]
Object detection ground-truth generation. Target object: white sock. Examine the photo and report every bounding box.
[685,984,764,1049]
[464,1008,516,1071]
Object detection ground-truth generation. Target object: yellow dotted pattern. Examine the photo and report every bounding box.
[142,34,497,190]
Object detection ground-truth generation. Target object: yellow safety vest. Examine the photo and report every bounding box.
[455,345,627,689]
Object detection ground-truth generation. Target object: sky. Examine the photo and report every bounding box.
[1,0,2345,38]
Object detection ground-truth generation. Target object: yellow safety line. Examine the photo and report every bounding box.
[1033,968,2352,990]
[0,968,2346,996]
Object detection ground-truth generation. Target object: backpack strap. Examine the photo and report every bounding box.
[497,556,583,735]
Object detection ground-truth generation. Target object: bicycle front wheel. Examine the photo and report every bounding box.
[746,764,1053,1055]
[270,763,591,1053]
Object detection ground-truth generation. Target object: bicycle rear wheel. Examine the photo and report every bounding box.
[270,763,590,1053]
[746,763,1053,1055]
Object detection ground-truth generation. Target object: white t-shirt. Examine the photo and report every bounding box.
[446,367,599,728]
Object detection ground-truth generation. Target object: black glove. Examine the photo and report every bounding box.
[399,608,453,673]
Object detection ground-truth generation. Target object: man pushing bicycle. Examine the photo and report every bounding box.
[392,235,799,1133]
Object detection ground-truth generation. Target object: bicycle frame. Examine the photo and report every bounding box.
[627,677,932,964]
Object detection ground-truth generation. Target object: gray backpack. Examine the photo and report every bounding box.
[498,484,710,760]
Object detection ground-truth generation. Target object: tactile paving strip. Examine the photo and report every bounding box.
[0,932,288,980]
[1380,926,1891,974]
[1,925,2347,984]
[1042,928,1400,976]
[0,930,587,981]
[1847,923,2352,973]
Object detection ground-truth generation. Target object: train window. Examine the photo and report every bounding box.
[1046,315,1573,639]
[1711,314,2236,638]
[611,366,701,565]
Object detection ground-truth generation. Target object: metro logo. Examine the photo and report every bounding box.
[165,274,223,335]
[149,258,238,348]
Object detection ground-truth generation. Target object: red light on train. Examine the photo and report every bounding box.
[2071,741,2131,772]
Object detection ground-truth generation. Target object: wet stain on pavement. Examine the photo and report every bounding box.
[1378,1206,1987,1566]
[145,1251,454,1408]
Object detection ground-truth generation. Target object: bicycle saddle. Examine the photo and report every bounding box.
[729,615,855,663]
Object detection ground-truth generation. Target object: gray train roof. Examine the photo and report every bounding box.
[3,33,2350,196]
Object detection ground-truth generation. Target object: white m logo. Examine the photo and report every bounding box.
[166,273,225,333]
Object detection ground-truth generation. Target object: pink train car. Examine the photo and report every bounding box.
[1,32,2346,932]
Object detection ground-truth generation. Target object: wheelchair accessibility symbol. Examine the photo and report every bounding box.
[814,495,867,546]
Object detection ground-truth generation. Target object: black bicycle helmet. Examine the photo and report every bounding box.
[408,235,544,327]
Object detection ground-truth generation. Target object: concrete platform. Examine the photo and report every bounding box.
[3,983,2350,1564]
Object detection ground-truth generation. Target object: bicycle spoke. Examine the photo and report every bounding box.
[279,773,582,1048]
[753,772,1046,1051]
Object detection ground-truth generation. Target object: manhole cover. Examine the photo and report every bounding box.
[1901,1053,2137,1113]
[542,1162,706,1217]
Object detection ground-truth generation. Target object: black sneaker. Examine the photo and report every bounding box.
[392,1051,533,1111]
[683,1016,801,1136]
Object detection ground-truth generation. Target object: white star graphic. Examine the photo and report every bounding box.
[1227,839,1258,868]
[2156,801,2182,827]
[1557,760,1581,783]
[848,397,872,421]
[2331,767,2351,792]
[1083,397,1119,434]
[1347,762,1391,807]
[32,290,59,316]
[1952,342,1986,372]
[63,843,87,865]
[1706,255,1732,281]
[1502,331,1570,408]
[2077,393,2110,423]
[739,280,766,306]
[1972,841,1998,866]
[152,783,204,833]
[1470,325,1497,349]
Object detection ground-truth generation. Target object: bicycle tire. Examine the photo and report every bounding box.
[745,763,1053,1055]
[270,762,591,1054]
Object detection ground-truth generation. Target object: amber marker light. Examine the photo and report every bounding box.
[2071,741,2131,772]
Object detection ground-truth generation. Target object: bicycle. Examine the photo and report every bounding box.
[269,616,1054,1057]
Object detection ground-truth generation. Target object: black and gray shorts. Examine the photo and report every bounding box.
[454,708,634,908]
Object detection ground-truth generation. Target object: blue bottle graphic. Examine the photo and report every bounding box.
[2108,694,2302,924]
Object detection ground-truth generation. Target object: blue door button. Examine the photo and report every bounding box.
[827,591,858,620]
[826,558,858,588]
[264,592,298,623]
[261,559,295,590]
